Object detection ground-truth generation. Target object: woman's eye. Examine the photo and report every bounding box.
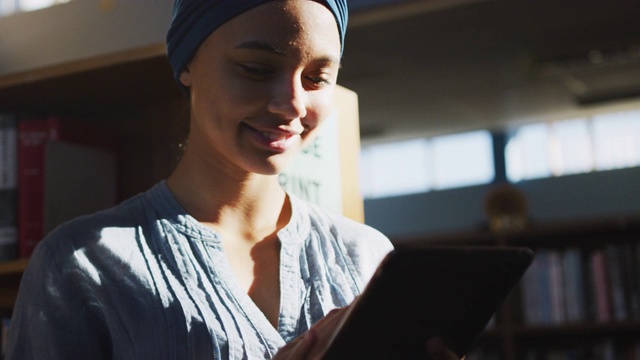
[305,74,332,88]
[238,64,273,79]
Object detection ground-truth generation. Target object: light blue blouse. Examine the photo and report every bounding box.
[6,182,392,359]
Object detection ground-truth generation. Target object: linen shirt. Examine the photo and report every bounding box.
[6,181,393,360]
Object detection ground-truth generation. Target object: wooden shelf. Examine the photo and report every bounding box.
[0,44,182,116]
[0,258,28,277]
[392,214,640,248]
[0,259,28,310]
[390,215,640,359]
[512,321,640,338]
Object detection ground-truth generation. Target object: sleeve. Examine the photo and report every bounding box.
[329,214,394,285]
[344,223,394,284]
[5,240,110,360]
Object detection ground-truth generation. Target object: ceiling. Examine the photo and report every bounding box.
[338,0,640,143]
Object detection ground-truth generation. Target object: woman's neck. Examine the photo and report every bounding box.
[166,150,290,244]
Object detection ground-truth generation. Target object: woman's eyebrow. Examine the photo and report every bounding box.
[235,40,287,56]
[235,40,341,65]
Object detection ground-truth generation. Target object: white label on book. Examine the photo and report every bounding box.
[280,109,342,215]
[0,227,17,245]
[0,126,17,189]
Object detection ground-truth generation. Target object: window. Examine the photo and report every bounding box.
[360,130,495,199]
[360,139,431,198]
[548,118,593,176]
[361,108,640,199]
[506,109,640,182]
[592,110,640,170]
[431,131,494,190]
[0,0,16,15]
[0,0,70,16]
[505,123,551,182]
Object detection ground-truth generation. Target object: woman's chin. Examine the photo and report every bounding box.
[246,156,294,177]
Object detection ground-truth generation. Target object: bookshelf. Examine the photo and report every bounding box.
[4,5,636,358]
[395,215,640,360]
[0,259,29,277]
[0,259,28,311]
[0,45,178,314]
[0,40,364,317]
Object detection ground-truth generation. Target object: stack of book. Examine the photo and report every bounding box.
[0,114,18,261]
[520,243,640,326]
[522,338,640,360]
[0,113,118,260]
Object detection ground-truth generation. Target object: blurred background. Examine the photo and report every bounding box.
[2,1,640,358]
[341,0,640,239]
[2,0,640,239]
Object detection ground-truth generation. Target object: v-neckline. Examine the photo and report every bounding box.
[154,182,311,344]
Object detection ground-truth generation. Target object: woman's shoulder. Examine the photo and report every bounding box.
[295,197,390,246]
[292,196,394,279]
[35,186,154,258]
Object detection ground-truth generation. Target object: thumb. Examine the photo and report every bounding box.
[426,337,461,360]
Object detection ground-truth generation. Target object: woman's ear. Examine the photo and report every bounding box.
[179,67,192,87]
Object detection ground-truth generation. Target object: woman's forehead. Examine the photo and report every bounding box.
[194,1,341,65]
[222,2,339,49]
[166,0,347,85]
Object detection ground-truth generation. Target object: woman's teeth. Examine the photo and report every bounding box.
[262,131,291,141]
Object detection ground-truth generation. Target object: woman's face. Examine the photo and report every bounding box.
[179,0,342,176]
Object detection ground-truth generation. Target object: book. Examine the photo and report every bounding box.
[43,140,117,234]
[547,250,566,324]
[536,250,553,324]
[521,249,550,325]
[524,342,616,360]
[1,317,9,359]
[605,243,628,321]
[520,249,540,324]
[17,116,117,258]
[620,241,640,320]
[590,249,612,323]
[562,247,586,322]
[18,118,55,258]
[0,114,18,261]
[582,249,598,322]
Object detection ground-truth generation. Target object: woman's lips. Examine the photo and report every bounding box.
[260,131,294,142]
[244,123,301,152]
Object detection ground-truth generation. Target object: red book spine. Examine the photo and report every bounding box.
[17,118,58,258]
[591,249,612,323]
[17,116,119,257]
[0,114,19,261]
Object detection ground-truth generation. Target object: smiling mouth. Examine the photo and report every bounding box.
[244,124,301,152]
[260,131,296,142]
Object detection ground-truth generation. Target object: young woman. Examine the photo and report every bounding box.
[7,1,461,359]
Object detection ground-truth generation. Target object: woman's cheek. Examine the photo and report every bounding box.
[308,92,335,127]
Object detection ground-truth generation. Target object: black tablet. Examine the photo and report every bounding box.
[321,245,534,359]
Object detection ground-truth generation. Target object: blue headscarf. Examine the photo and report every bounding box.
[166,0,348,91]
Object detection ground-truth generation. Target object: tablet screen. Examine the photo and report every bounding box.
[322,246,534,359]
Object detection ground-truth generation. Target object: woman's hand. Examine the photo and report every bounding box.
[272,307,349,360]
[427,337,464,360]
[272,308,464,360]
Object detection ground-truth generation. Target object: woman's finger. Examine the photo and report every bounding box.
[272,306,350,360]
[426,337,463,360]
[305,306,352,359]
[272,328,318,360]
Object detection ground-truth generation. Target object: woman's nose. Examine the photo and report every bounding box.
[267,76,308,120]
